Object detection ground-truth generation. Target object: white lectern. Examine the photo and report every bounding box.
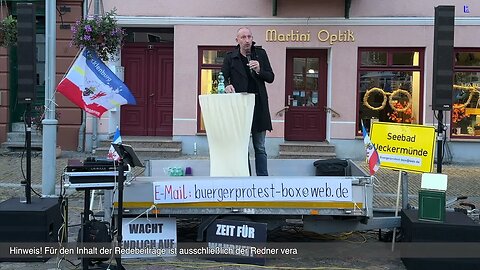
[199,93,255,176]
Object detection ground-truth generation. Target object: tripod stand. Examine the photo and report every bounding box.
[110,144,144,269]
[79,144,143,270]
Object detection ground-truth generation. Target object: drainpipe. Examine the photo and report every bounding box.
[42,0,57,196]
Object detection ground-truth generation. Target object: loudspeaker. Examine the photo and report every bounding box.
[401,209,480,270]
[16,3,37,104]
[432,6,455,111]
[0,197,62,261]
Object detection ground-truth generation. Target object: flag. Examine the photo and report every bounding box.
[56,49,136,118]
[107,127,122,161]
[361,122,381,176]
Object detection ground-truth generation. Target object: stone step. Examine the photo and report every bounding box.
[7,132,43,143]
[94,147,182,160]
[278,142,335,153]
[1,141,43,150]
[99,136,181,149]
[11,122,26,132]
[278,151,337,159]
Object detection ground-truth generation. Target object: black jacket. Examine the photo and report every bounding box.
[221,45,275,131]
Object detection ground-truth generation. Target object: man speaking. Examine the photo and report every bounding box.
[222,27,275,176]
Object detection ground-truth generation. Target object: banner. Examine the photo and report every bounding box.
[121,217,176,258]
[153,177,352,204]
[56,49,136,117]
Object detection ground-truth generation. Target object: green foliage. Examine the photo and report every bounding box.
[32,105,60,134]
[70,9,125,61]
[0,15,17,47]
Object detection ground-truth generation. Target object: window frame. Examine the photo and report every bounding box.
[197,46,233,133]
[356,47,425,135]
[451,48,480,139]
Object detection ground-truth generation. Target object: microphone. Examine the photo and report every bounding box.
[246,53,254,75]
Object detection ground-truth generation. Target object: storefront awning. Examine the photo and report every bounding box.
[272,0,353,19]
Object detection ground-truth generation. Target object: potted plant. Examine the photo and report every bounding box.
[32,105,61,134]
[0,15,17,47]
[70,9,126,61]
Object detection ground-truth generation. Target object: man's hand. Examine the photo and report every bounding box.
[225,85,235,93]
[248,60,261,74]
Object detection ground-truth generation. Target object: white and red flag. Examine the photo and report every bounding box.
[361,121,381,175]
[107,127,122,161]
[56,49,136,117]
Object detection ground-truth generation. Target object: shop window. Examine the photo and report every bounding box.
[357,48,424,134]
[452,49,480,137]
[197,46,232,133]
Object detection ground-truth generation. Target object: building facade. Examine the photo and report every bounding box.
[1,0,480,162]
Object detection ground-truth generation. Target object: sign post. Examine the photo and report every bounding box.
[370,122,436,250]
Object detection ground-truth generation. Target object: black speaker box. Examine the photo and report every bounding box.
[401,209,480,270]
[432,6,455,111]
[0,197,62,261]
[16,3,37,104]
[313,158,348,176]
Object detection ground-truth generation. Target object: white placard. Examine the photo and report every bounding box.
[421,173,448,191]
[153,177,352,204]
[121,217,177,258]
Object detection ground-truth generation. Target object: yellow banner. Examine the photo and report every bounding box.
[370,122,436,173]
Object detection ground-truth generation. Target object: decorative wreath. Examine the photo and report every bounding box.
[363,87,387,111]
[363,87,413,112]
[453,85,480,109]
[388,89,412,112]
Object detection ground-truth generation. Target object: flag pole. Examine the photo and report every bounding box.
[391,169,402,251]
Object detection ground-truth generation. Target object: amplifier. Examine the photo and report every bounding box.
[66,158,129,172]
[64,167,131,190]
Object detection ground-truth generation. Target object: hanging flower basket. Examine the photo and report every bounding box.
[0,15,17,47]
[70,9,125,61]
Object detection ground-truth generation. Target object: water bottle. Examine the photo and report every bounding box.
[217,72,225,94]
[178,167,185,176]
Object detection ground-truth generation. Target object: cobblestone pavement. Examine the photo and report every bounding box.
[0,150,478,269]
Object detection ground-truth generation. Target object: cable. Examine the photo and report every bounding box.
[20,108,41,198]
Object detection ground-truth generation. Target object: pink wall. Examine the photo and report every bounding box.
[173,23,476,139]
[351,0,479,17]
[101,0,272,17]
[103,0,480,17]
[99,0,479,140]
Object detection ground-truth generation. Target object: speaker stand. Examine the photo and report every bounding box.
[21,99,33,204]
[436,110,443,173]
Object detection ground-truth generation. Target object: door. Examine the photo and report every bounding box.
[121,44,173,136]
[285,49,328,141]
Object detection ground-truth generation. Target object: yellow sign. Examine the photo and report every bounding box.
[370,122,436,173]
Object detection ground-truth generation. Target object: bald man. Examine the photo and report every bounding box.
[222,27,275,176]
